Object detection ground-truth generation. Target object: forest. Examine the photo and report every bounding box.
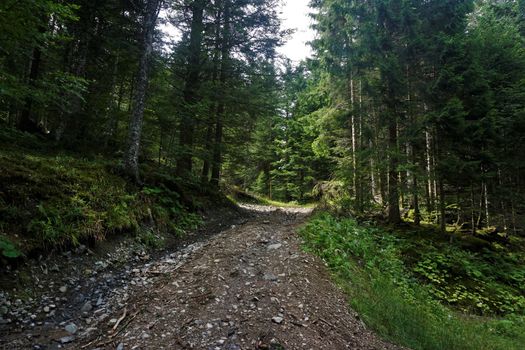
[1,0,525,349]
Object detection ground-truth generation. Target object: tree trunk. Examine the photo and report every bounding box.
[176,0,206,176]
[470,183,477,235]
[201,3,222,184]
[201,123,214,183]
[210,104,224,187]
[123,0,161,182]
[411,144,421,225]
[439,177,446,234]
[210,0,231,188]
[388,116,401,224]
[103,53,121,148]
[350,75,357,199]
[19,46,42,132]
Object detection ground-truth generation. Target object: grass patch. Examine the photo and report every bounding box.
[300,213,525,350]
[227,186,316,208]
[255,196,316,208]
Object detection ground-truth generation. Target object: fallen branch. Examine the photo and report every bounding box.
[92,309,142,348]
[318,317,335,329]
[112,307,128,331]
[111,309,140,338]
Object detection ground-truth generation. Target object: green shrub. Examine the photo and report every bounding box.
[0,236,22,258]
[136,228,165,249]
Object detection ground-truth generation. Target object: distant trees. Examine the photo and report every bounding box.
[2,0,524,235]
[169,0,284,185]
[238,0,525,236]
[244,0,523,234]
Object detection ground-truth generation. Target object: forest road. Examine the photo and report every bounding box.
[0,204,403,350]
[73,204,401,350]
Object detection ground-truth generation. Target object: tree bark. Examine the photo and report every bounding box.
[19,46,42,132]
[439,177,446,234]
[176,0,206,176]
[201,2,222,184]
[210,0,231,188]
[411,143,421,225]
[388,116,401,224]
[123,0,162,182]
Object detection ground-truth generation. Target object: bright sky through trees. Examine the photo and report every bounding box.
[278,0,314,62]
[159,1,314,61]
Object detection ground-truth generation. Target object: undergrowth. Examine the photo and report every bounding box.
[300,213,525,350]
[0,127,204,258]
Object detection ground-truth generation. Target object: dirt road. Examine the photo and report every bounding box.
[74,205,399,350]
[3,205,401,349]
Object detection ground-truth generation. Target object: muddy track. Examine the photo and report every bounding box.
[2,205,401,349]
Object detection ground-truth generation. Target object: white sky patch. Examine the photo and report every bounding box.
[158,1,315,61]
[278,0,315,63]
[158,10,180,52]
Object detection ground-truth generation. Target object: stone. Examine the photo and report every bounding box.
[116,343,124,350]
[65,323,78,334]
[271,316,283,324]
[59,286,67,293]
[81,301,92,313]
[59,335,74,344]
[0,306,8,315]
[263,273,278,282]
[226,344,241,350]
[267,243,282,250]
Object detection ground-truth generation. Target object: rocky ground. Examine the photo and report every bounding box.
[1,205,402,350]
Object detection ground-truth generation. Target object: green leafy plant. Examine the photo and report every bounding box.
[0,236,22,258]
[136,228,164,249]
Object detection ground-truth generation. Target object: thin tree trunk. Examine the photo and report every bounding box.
[483,179,490,228]
[103,53,121,148]
[19,46,42,132]
[470,183,477,235]
[425,130,433,212]
[388,115,401,224]
[434,132,446,234]
[210,0,231,188]
[439,177,446,234]
[350,75,357,199]
[201,3,222,184]
[370,139,377,201]
[123,0,162,182]
[411,144,421,225]
[201,123,214,183]
[498,169,507,230]
[176,0,206,176]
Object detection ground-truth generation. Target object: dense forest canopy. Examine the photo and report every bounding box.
[1,0,524,236]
